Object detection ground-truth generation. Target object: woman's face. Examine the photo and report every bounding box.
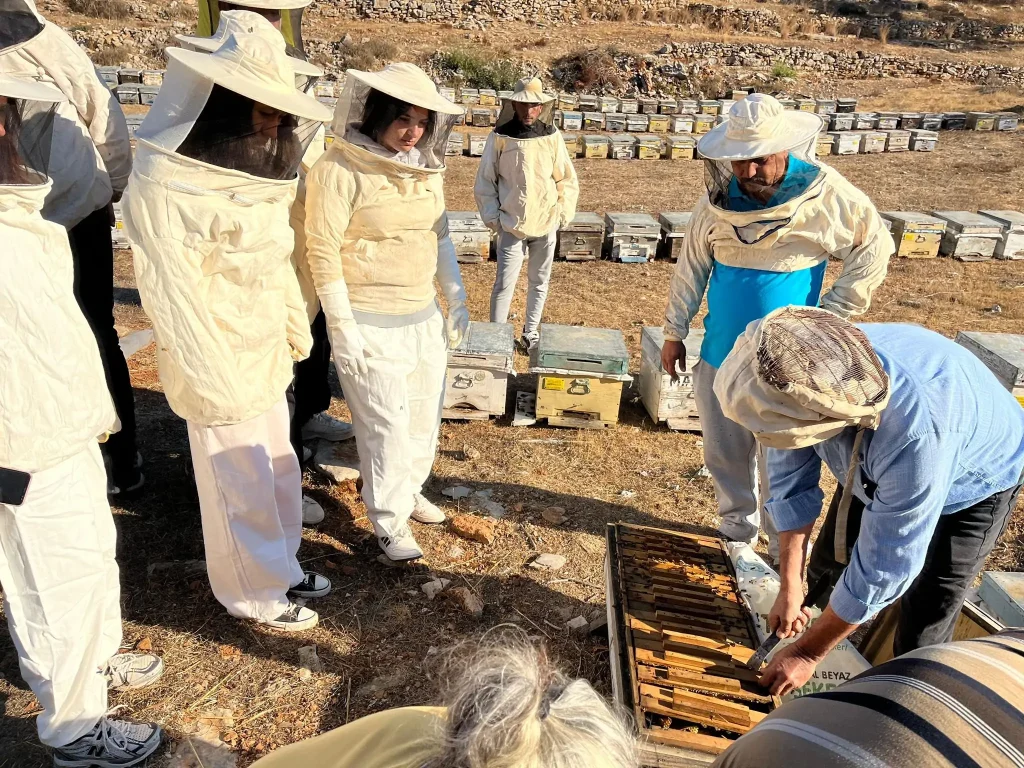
[252,102,285,139]
[0,96,8,139]
[379,106,430,154]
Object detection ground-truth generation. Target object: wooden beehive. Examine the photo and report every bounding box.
[636,135,662,160]
[557,92,578,111]
[932,211,1001,261]
[478,88,497,106]
[671,115,695,134]
[444,322,514,420]
[876,112,899,130]
[699,100,721,116]
[563,111,583,131]
[882,212,945,258]
[601,95,620,113]
[882,129,910,152]
[448,211,491,263]
[955,331,1024,407]
[942,112,966,130]
[815,98,837,114]
[648,114,672,133]
[606,523,780,764]
[445,131,465,156]
[995,112,1020,131]
[658,212,692,261]
[467,133,487,157]
[606,113,628,133]
[908,129,938,151]
[693,114,715,135]
[610,135,638,160]
[921,113,943,130]
[898,112,923,130]
[978,210,1024,260]
[830,131,859,155]
[583,135,610,158]
[583,111,606,130]
[578,93,600,111]
[660,98,680,115]
[829,114,854,132]
[853,112,878,130]
[459,87,480,105]
[557,212,605,261]
[679,99,699,115]
[859,131,886,154]
[666,135,696,160]
[638,97,658,114]
[967,112,995,130]
[562,133,581,158]
[639,326,703,431]
[627,114,650,133]
[605,213,661,262]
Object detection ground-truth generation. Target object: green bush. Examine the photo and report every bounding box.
[771,61,797,79]
[430,50,525,91]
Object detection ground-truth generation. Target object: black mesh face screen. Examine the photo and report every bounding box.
[0,97,56,185]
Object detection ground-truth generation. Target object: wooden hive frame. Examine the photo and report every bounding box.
[606,523,781,766]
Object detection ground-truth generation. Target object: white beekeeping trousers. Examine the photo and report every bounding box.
[0,442,120,747]
[187,396,305,624]
[336,312,447,539]
[490,227,558,337]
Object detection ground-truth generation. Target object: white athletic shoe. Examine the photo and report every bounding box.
[288,572,332,599]
[260,602,319,632]
[105,653,164,691]
[301,412,355,442]
[411,493,446,524]
[302,494,325,526]
[378,525,424,562]
[52,716,162,767]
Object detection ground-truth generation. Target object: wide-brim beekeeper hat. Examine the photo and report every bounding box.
[698,93,823,161]
[713,306,891,450]
[343,62,465,118]
[508,76,555,105]
[166,18,331,123]
[175,9,322,78]
[219,0,311,9]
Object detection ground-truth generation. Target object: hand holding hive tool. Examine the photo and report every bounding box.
[745,576,830,671]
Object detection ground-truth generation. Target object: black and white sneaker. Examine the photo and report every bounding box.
[259,601,319,632]
[287,572,332,599]
[52,716,161,767]
[378,526,424,561]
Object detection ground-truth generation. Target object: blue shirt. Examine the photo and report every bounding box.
[765,324,1024,625]
[701,156,826,368]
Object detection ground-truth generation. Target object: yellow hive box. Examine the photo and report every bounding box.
[648,114,671,133]
[535,374,624,427]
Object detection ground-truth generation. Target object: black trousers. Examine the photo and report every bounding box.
[808,474,1022,656]
[68,204,138,473]
[287,308,332,462]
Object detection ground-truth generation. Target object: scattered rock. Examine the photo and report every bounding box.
[541,506,567,525]
[298,645,324,675]
[356,670,408,699]
[340,32,353,47]
[450,514,496,545]
[985,303,1003,314]
[298,668,312,681]
[442,485,473,499]
[421,577,451,600]
[135,637,153,652]
[463,444,481,460]
[556,606,575,621]
[447,545,466,559]
[577,536,605,556]
[477,499,507,519]
[619,489,636,498]
[313,440,360,484]
[447,586,485,617]
[589,615,609,636]
[529,553,567,571]
[697,466,712,478]
[473,488,493,499]
[566,616,590,633]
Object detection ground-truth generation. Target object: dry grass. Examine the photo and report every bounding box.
[336,38,399,71]
[91,44,132,66]
[878,22,892,44]
[66,0,130,18]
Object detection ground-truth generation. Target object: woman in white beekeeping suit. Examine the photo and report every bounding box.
[304,63,469,562]
[0,75,164,767]
[123,19,334,631]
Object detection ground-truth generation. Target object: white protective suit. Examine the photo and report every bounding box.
[123,24,331,622]
[0,0,132,227]
[0,76,122,748]
[303,63,467,541]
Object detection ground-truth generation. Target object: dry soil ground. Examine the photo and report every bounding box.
[2,54,1024,768]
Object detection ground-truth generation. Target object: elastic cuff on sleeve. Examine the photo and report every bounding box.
[828,580,878,625]
[764,485,824,532]
[662,326,685,342]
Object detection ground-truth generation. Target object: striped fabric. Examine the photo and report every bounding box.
[714,630,1024,768]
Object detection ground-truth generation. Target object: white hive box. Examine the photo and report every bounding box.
[479,88,497,106]
[658,212,691,260]
[444,322,515,420]
[921,113,943,130]
[471,108,491,127]
[978,210,1024,260]
[557,212,605,261]
[882,129,910,152]
[978,572,1024,627]
[563,111,583,131]
[882,212,945,258]
[609,134,637,160]
[448,211,490,263]
[604,213,660,263]
[994,112,1019,131]
[670,114,694,133]
[639,326,703,432]
[876,112,900,130]
[620,97,640,114]
[659,98,679,114]
[853,113,878,130]
[583,111,605,130]
[111,201,130,250]
[859,131,886,154]
[600,95,620,113]
[97,66,120,88]
[626,114,649,133]
[830,131,859,155]
[468,133,487,156]
[141,69,164,87]
[578,93,599,111]
[445,131,465,156]
[829,114,854,132]
[932,211,1001,262]
[909,129,938,151]
[115,84,140,105]
[605,113,627,132]
[459,87,480,104]
[139,85,160,106]
[955,331,1024,407]
[638,97,658,114]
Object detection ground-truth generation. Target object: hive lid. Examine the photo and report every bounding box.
[956,331,1024,386]
[978,210,1024,229]
[931,211,1003,234]
[659,212,693,232]
[604,212,660,232]
[447,211,488,231]
[882,211,945,226]
[452,321,515,359]
[533,324,630,375]
[564,211,605,229]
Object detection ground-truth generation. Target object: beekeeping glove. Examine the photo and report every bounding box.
[318,280,372,377]
[436,218,470,349]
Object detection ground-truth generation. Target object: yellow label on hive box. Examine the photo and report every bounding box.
[542,377,565,391]
[1016,395,1024,408]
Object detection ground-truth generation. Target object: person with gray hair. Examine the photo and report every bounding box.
[249,631,640,768]
[714,305,1024,697]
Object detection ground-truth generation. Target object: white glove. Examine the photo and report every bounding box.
[447,302,470,349]
[318,280,372,378]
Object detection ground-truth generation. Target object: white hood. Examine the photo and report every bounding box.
[0,0,45,53]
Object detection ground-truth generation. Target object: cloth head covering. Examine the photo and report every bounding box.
[714,306,891,449]
[698,94,823,161]
[496,76,554,132]
[0,74,64,185]
[0,0,45,51]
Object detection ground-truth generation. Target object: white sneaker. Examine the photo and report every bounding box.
[52,716,162,767]
[260,602,319,632]
[411,493,446,524]
[105,653,164,691]
[378,525,424,562]
[302,494,325,526]
[301,412,355,442]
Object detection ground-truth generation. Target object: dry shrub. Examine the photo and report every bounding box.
[613,6,628,21]
[67,0,130,19]
[878,22,891,44]
[339,38,399,71]
[692,70,725,100]
[550,47,625,91]
[626,4,643,21]
[533,37,550,47]
[779,16,797,38]
[91,44,131,66]
[824,18,840,35]
[943,21,958,40]
[716,15,735,33]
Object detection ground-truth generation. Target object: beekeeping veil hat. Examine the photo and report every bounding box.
[0,74,64,185]
[0,0,45,51]
[714,306,891,451]
[699,94,825,214]
[495,76,555,130]
[220,0,310,8]
[332,62,463,170]
[175,9,322,89]
[140,15,331,180]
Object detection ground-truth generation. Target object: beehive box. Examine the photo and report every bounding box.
[448,211,491,263]
[679,99,699,115]
[882,212,946,258]
[830,131,859,155]
[921,113,943,130]
[995,112,1020,131]
[648,114,671,133]
[468,133,487,156]
[978,210,1024,260]
[795,98,816,112]
[978,572,1024,627]
[815,134,835,157]
[640,97,660,114]
[558,212,605,261]
[636,135,662,160]
[693,114,715,134]
[899,112,923,130]
[531,324,629,428]
[118,68,142,84]
[439,86,456,102]
[606,523,780,764]
[115,84,140,105]
[876,112,900,130]
[583,111,606,130]
[601,95,620,113]
[836,97,857,113]
[557,92,578,111]
[777,98,796,110]
[666,135,696,160]
[671,114,695,133]
[909,129,938,151]
[640,326,702,430]
[497,90,513,102]
[815,98,837,114]
[955,331,1024,407]
[470,108,490,127]
[139,85,160,106]
[859,131,886,154]
[551,110,563,129]
[658,212,692,261]
[943,112,967,130]
[660,98,679,115]
[883,129,910,152]
[730,89,749,100]
[446,131,465,156]
[459,87,480,104]
[933,211,1001,262]
[313,80,335,99]
[563,111,583,131]
[578,93,600,111]
[829,114,854,131]
[141,69,164,87]
[443,322,514,420]
[698,100,720,116]
[626,114,650,132]
[853,113,878,130]
[583,135,610,158]
[111,201,129,250]
[718,100,735,116]
[605,213,661,262]
[610,135,637,160]
[478,88,497,106]
[97,66,120,87]
[606,113,627,132]
[967,112,995,130]
[562,132,581,158]
[453,110,466,126]
[125,114,144,141]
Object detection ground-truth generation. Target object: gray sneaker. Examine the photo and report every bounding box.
[105,652,164,691]
[52,717,162,767]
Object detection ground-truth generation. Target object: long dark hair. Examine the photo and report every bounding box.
[359,88,435,146]
[0,98,31,186]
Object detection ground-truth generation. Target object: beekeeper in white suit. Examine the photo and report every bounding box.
[304,63,468,562]
[0,74,164,768]
[124,19,334,631]
[474,76,579,351]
